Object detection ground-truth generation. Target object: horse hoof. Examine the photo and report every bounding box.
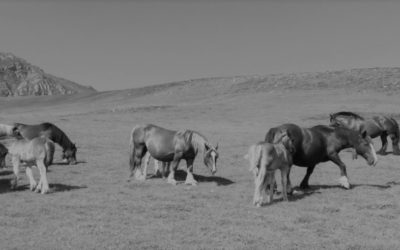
[185,180,198,186]
[299,184,310,190]
[167,179,177,185]
[339,176,350,189]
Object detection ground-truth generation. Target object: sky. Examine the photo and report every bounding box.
[1,0,400,91]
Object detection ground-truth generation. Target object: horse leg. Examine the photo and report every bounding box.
[10,157,20,190]
[299,165,316,190]
[162,162,170,179]
[167,155,181,185]
[329,154,350,189]
[154,159,161,177]
[389,133,400,155]
[281,167,288,202]
[253,163,267,207]
[266,171,275,204]
[286,165,293,195]
[141,152,151,180]
[184,158,198,186]
[377,133,388,155]
[25,166,37,191]
[36,160,49,194]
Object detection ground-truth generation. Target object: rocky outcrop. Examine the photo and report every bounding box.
[0,52,96,96]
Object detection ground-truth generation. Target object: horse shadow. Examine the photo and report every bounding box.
[49,183,87,193]
[52,160,87,166]
[149,170,235,186]
[309,183,392,190]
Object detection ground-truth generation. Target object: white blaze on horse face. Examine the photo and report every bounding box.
[369,143,378,166]
[210,151,217,174]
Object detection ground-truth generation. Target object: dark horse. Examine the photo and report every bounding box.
[12,122,77,165]
[265,124,378,190]
[330,111,400,155]
[129,124,219,185]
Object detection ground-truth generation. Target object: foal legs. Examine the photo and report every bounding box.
[281,167,289,202]
[25,167,37,191]
[35,160,49,194]
[184,158,198,186]
[10,157,20,190]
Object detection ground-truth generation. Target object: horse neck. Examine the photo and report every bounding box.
[336,128,357,150]
[58,132,74,150]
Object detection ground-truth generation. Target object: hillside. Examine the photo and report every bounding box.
[0,52,96,96]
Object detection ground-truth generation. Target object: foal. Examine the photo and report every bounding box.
[245,131,295,206]
[8,137,55,194]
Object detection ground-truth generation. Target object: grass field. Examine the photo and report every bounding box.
[0,79,399,250]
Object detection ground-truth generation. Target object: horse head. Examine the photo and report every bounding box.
[63,143,77,165]
[279,130,296,154]
[353,130,378,166]
[204,143,218,175]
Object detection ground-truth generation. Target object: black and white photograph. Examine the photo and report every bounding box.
[0,0,399,249]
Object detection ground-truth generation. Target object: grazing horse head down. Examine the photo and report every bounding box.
[12,122,78,165]
[203,142,218,175]
[129,124,219,185]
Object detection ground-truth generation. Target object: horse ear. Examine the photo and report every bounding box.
[215,143,219,150]
[204,143,210,151]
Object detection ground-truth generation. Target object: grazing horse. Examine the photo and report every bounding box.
[265,124,378,190]
[330,111,400,155]
[12,122,77,164]
[245,130,295,206]
[129,124,219,185]
[7,137,55,194]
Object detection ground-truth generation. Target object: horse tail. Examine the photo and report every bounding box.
[44,139,55,168]
[245,144,263,176]
[129,125,140,174]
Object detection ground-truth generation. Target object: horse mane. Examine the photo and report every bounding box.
[44,123,75,150]
[331,111,365,121]
[185,130,212,154]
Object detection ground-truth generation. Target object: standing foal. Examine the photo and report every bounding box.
[245,131,295,206]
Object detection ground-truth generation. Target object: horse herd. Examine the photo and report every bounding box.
[0,111,398,207]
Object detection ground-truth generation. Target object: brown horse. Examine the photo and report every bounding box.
[129,124,218,185]
[265,124,378,190]
[245,130,295,206]
[12,122,77,164]
[330,111,400,155]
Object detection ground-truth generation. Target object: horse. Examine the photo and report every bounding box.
[265,124,378,190]
[12,122,77,164]
[245,130,295,207]
[129,124,219,185]
[7,137,55,194]
[329,111,400,155]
